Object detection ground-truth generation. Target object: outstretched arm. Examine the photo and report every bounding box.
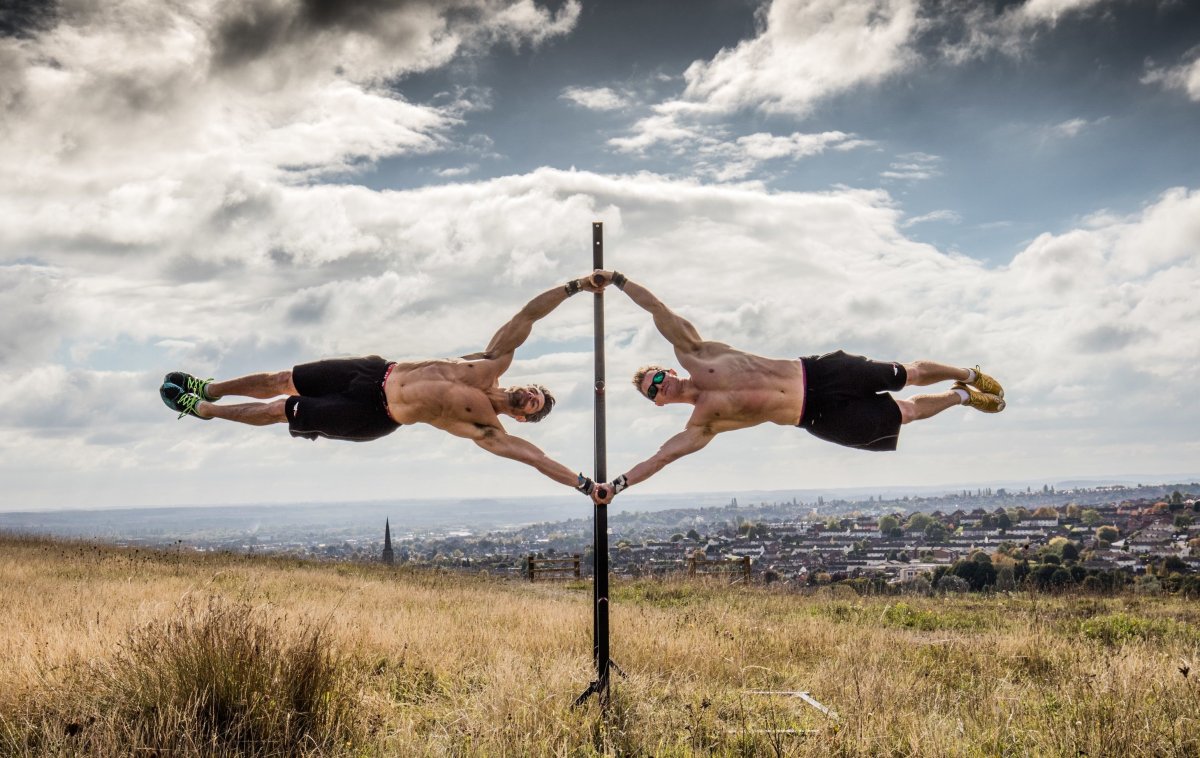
[594,271,703,356]
[593,425,715,504]
[448,420,592,494]
[461,274,601,365]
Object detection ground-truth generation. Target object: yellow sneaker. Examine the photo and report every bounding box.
[969,365,1004,398]
[955,381,1005,413]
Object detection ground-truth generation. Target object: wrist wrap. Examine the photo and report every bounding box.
[565,279,582,296]
[611,271,627,290]
[575,473,595,495]
[611,474,629,495]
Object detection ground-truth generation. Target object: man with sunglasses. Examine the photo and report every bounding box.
[158,273,608,497]
[588,271,1005,505]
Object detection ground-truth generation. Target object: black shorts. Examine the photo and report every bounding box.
[798,350,907,452]
[285,356,400,442]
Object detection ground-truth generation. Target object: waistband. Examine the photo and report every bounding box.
[381,362,399,424]
[796,357,809,427]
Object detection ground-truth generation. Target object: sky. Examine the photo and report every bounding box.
[2,0,1199,511]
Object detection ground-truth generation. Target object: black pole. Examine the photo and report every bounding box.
[575,221,612,709]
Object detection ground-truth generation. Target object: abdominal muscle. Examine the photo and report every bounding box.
[383,361,492,425]
[691,358,806,428]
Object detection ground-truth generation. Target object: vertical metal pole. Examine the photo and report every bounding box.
[591,221,611,707]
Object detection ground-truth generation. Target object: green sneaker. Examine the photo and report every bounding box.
[160,382,210,420]
[955,381,1005,413]
[969,366,1004,398]
[163,371,215,401]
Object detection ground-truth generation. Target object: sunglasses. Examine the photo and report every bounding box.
[645,370,666,400]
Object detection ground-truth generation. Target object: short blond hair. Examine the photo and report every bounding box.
[632,365,667,401]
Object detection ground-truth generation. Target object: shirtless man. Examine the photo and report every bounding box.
[159,274,606,496]
[588,271,1005,505]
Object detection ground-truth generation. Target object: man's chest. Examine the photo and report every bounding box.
[392,382,494,424]
[695,383,804,429]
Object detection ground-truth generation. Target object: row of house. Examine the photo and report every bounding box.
[601,497,1199,582]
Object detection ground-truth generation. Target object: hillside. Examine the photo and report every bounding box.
[1,534,1197,756]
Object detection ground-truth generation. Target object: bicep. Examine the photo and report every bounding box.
[647,303,702,354]
[441,420,542,467]
[483,318,524,355]
[659,426,714,461]
[476,333,518,373]
[440,419,493,443]
[663,314,703,352]
[472,426,525,459]
[481,286,560,357]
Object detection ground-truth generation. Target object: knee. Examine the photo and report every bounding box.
[895,398,916,425]
[274,371,297,395]
[268,397,290,422]
[901,362,923,386]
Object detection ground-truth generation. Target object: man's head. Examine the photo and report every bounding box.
[507,384,555,423]
[633,364,676,405]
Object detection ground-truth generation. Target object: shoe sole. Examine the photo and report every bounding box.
[160,382,209,419]
[163,372,214,402]
[956,382,1005,413]
[970,381,1004,398]
[159,382,188,412]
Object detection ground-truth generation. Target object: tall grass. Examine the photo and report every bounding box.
[1,534,1197,756]
[1,592,355,756]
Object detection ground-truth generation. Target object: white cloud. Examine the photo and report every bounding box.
[1050,117,1088,138]
[610,123,872,181]
[881,152,942,181]
[939,0,1114,62]
[607,0,916,170]
[901,210,961,228]
[1042,115,1109,140]
[735,131,860,161]
[1143,53,1200,102]
[606,0,1123,178]
[0,0,579,270]
[608,109,706,154]
[2,0,1198,508]
[560,86,632,111]
[0,264,73,368]
[4,166,1198,506]
[600,0,1135,179]
[688,131,872,182]
[680,0,920,117]
[435,165,478,178]
[1016,0,1110,25]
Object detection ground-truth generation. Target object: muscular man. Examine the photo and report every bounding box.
[159,274,606,496]
[588,271,1005,504]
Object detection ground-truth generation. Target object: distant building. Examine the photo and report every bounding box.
[382,519,394,566]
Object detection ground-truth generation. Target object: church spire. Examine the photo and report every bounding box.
[381,519,395,565]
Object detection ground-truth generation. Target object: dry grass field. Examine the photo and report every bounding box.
[1,533,1197,757]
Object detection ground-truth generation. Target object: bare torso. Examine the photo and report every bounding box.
[383,358,504,431]
[679,344,806,432]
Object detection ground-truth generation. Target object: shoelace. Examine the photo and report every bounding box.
[176,392,202,419]
[972,366,1003,397]
[184,375,213,398]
